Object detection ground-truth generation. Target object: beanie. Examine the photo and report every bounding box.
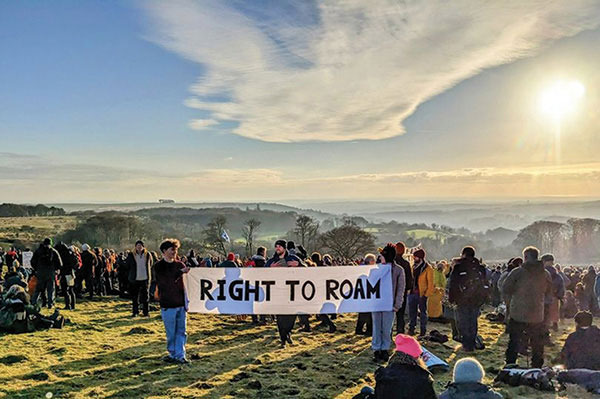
[275,239,287,248]
[395,242,406,255]
[287,241,296,250]
[413,249,426,259]
[82,243,90,251]
[394,334,422,359]
[227,252,235,261]
[43,237,52,246]
[453,357,485,383]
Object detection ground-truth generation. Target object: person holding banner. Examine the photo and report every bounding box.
[371,243,405,362]
[154,238,191,364]
[266,239,302,348]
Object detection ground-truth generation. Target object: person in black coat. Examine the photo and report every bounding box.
[394,242,413,334]
[374,334,437,399]
[80,244,97,299]
[31,238,62,309]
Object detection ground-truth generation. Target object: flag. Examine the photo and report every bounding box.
[221,230,230,243]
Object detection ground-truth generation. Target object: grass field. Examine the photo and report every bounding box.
[0,216,77,248]
[0,298,594,399]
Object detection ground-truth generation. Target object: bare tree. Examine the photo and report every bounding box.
[319,221,376,260]
[294,215,319,250]
[203,215,229,257]
[242,218,261,257]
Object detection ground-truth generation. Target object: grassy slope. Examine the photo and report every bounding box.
[0,298,595,399]
[0,216,77,248]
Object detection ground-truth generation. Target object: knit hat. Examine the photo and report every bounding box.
[227,252,235,261]
[82,243,90,251]
[287,241,296,250]
[275,239,286,248]
[43,237,52,246]
[394,334,422,359]
[453,357,485,383]
[381,243,397,263]
[413,248,426,259]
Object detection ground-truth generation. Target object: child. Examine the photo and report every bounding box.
[440,357,503,399]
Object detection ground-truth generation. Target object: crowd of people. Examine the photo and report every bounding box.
[2,238,600,397]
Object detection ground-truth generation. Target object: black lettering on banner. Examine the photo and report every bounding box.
[229,280,243,301]
[340,279,353,299]
[200,279,214,300]
[354,278,366,299]
[301,281,315,300]
[366,279,381,299]
[326,279,339,300]
[244,280,260,302]
[286,280,300,301]
[217,279,227,300]
[262,281,275,301]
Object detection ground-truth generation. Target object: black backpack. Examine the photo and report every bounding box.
[454,260,489,307]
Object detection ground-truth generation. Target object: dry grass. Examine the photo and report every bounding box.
[0,216,77,247]
[0,298,594,399]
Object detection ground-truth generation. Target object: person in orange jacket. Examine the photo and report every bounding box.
[407,249,434,336]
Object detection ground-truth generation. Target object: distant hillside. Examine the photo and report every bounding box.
[0,203,65,217]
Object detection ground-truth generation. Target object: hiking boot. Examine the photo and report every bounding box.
[286,335,293,345]
[408,328,416,336]
[380,350,390,362]
[162,355,176,363]
[328,324,337,333]
[177,357,191,365]
[373,351,383,362]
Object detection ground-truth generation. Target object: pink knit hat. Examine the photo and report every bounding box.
[395,334,423,359]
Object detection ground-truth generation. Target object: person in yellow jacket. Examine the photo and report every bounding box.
[408,249,434,336]
[428,261,448,319]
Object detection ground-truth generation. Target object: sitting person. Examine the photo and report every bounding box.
[560,311,600,370]
[3,262,27,291]
[440,357,503,398]
[560,290,578,319]
[374,334,437,399]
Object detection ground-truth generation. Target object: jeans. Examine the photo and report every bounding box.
[506,319,545,368]
[161,306,187,360]
[455,305,480,350]
[408,293,428,334]
[130,280,150,316]
[33,275,55,308]
[371,311,395,351]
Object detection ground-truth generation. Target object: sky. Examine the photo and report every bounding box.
[1,0,600,203]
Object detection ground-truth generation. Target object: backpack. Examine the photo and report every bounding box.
[454,260,489,307]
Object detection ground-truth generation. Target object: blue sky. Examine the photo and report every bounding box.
[1,1,599,202]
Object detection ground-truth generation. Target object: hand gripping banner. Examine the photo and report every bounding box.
[185,264,393,315]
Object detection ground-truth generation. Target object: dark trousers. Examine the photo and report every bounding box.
[298,314,310,329]
[130,280,150,316]
[276,315,296,344]
[60,277,76,310]
[395,292,408,333]
[408,293,428,334]
[456,305,480,350]
[84,273,94,298]
[251,314,267,324]
[356,312,372,334]
[506,319,545,368]
[33,275,55,308]
[317,314,336,328]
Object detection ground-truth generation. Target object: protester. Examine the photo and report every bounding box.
[559,311,600,370]
[583,266,599,315]
[440,357,503,399]
[428,260,447,319]
[31,238,62,309]
[250,246,268,325]
[561,290,578,319]
[154,238,190,364]
[54,242,78,310]
[356,253,375,336]
[3,261,27,291]
[394,242,413,334]
[371,244,405,362]
[374,334,437,398]
[266,239,302,347]
[502,246,552,367]
[218,253,238,268]
[408,248,434,336]
[541,254,565,338]
[126,240,153,317]
[449,246,488,352]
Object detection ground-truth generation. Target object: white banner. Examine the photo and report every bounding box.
[21,251,34,269]
[185,264,393,315]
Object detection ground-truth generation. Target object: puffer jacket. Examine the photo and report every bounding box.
[375,352,437,399]
[412,261,435,297]
[502,260,552,324]
[439,382,503,399]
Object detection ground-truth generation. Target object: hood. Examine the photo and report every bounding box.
[446,382,492,395]
[251,254,266,261]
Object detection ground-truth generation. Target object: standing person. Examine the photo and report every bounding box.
[583,266,599,316]
[154,238,190,364]
[502,246,552,368]
[126,240,153,317]
[218,253,238,268]
[428,260,448,320]
[356,253,376,336]
[31,238,62,309]
[80,244,97,299]
[394,242,413,334]
[94,248,106,297]
[541,254,565,335]
[116,251,129,298]
[54,242,78,310]
[372,244,405,362]
[407,249,434,336]
[448,246,488,352]
[266,239,301,348]
[251,246,268,325]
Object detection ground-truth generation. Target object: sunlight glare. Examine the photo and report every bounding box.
[538,80,585,120]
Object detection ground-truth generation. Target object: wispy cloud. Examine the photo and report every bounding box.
[141,0,600,142]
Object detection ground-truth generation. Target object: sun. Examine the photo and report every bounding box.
[538,80,585,121]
